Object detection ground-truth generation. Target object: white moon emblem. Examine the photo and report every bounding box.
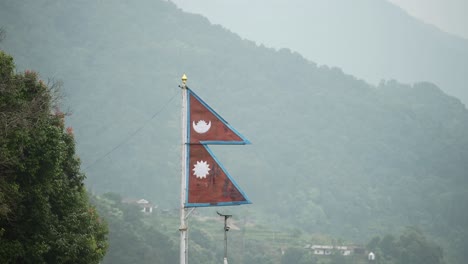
[193,120,211,134]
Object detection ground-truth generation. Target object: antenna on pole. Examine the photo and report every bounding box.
[217,211,232,264]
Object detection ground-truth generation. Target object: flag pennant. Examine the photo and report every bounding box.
[188,88,250,145]
[186,144,251,207]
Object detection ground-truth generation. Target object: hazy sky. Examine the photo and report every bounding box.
[171,0,468,39]
[388,0,468,39]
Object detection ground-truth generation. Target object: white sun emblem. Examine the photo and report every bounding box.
[193,120,211,134]
[193,160,210,179]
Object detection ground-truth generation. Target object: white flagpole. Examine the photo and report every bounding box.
[179,74,188,264]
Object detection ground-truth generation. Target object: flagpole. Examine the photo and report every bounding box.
[179,74,188,264]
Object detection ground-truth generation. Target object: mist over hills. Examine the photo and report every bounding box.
[1,0,467,263]
[172,0,468,105]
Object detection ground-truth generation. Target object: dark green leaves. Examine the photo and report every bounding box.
[0,51,108,264]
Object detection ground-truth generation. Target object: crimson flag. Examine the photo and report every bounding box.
[188,89,250,145]
[186,144,251,207]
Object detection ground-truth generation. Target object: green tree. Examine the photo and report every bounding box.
[367,228,444,264]
[397,228,444,264]
[0,27,5,42]
[92,193,178,264]
[281,247,314,264]
[0,50,108,263]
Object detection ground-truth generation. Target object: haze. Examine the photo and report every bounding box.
[1,1,467,263]
[387,0,468,39]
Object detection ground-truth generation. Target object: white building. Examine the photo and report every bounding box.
[310,245,358,256]
[136,199,155,213]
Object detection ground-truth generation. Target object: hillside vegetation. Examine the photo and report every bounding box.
[172,0,468,104]
[0,50,108,263]
[1,1,467,263]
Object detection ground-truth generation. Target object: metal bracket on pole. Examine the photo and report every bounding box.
[217,211,232,264]
[185,208,196,219]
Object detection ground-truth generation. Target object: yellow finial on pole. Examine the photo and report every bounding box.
[181,74,187,86]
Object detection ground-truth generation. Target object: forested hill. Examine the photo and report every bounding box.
[1,0,468,263]
[172,0,468,105]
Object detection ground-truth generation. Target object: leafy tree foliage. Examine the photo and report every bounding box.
[2,1,468,263]
[367,228,445,264]
[92,193,178,264]
[0,51,108,263]
[0,27,5,42]
[281,247,315,264]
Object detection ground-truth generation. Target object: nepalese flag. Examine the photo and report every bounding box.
[186,144,251,207]
[188,88,250,145]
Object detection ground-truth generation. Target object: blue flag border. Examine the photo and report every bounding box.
[187,88,251,145]
[184,144,252,208]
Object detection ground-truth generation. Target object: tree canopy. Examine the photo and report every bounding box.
[92,193,178,264]
[367,228,445,264]
[0,50,108,263]
[1,1,468,263]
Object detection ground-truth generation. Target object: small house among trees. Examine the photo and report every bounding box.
[123,198,157,214]
[309,245,362,256]
[136,199,155,213]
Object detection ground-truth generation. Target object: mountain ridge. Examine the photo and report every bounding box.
[171,0,468,105]
[1,1,467,263]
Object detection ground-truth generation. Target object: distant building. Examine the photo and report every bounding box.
[336,246,352,256]
[309,245,361,256]
[136,199,155,213]
[122,198,157,214]
[311,245,333,255]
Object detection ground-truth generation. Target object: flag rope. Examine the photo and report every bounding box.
[83,90,179,172]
